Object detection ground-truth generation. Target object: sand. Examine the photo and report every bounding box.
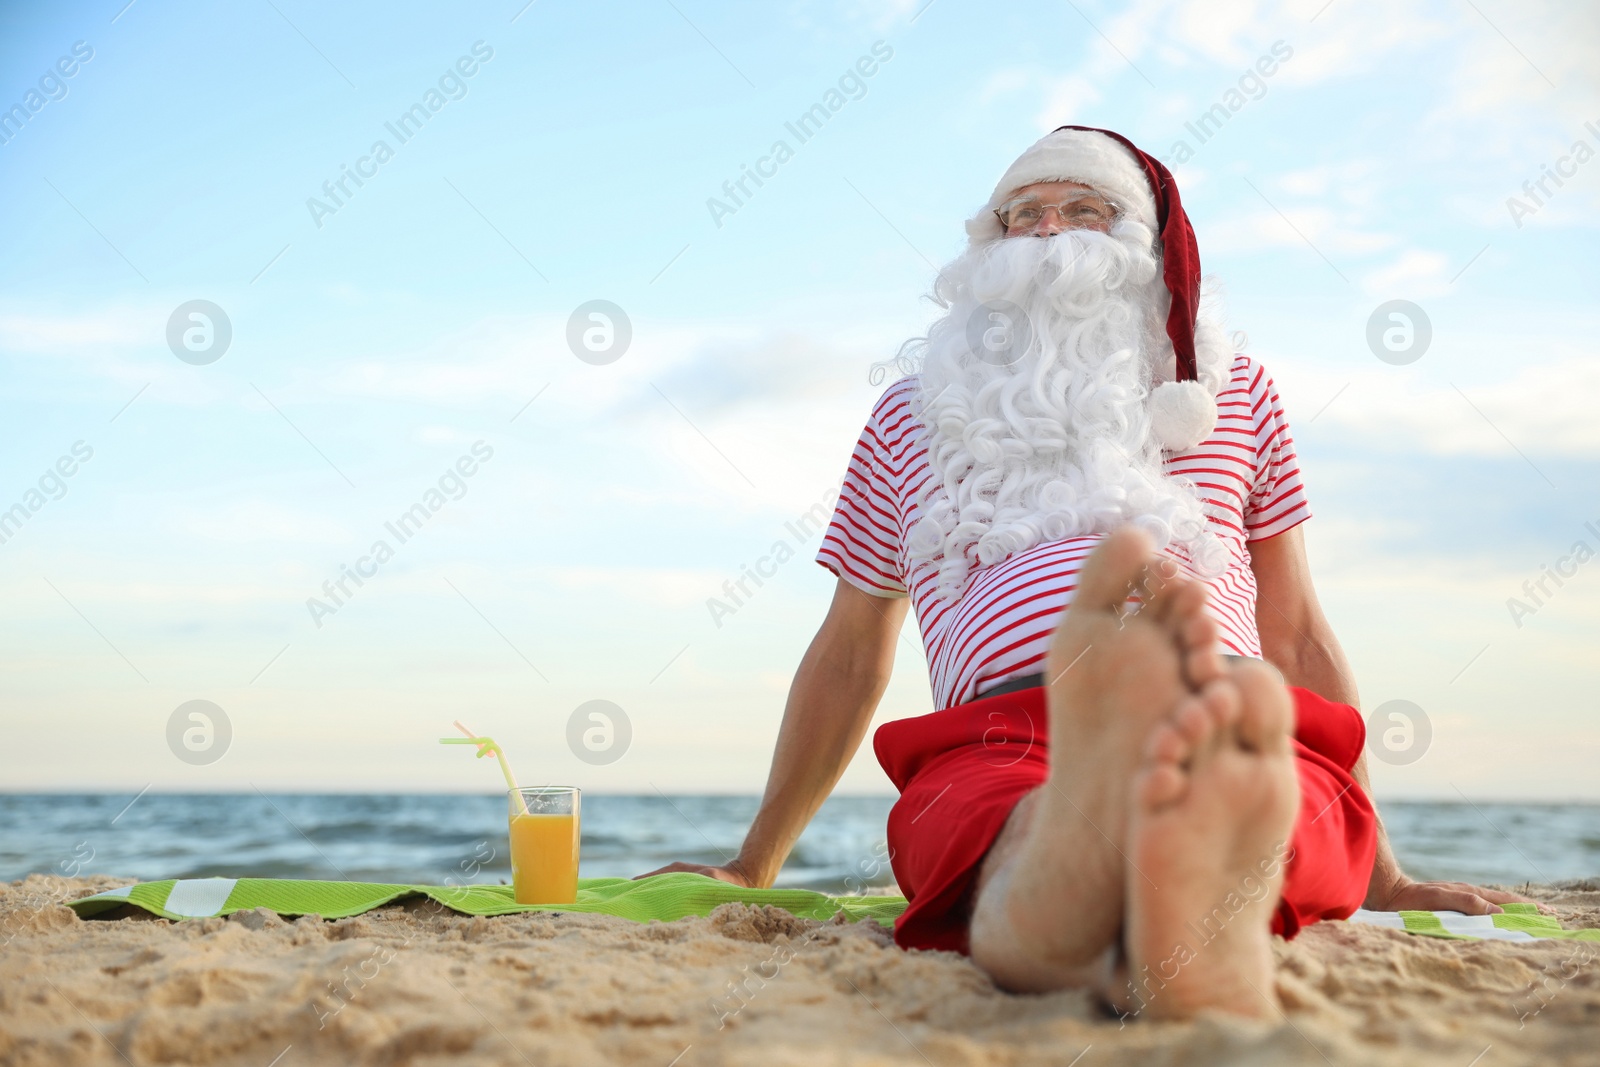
[3,875,1599,1067]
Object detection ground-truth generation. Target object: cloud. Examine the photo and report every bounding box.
[1034,74,1104,128]
[1428,0,1599,120]
[637,331,862,416]
[176,500,353,544]
[976,67,1036,106]
[1360,249,1454,299]
[1012,0,1598,208]
[1268,3,1449,86]
[544,563,719,609]
[0,306,152,352]
[1268,354,1600,458]
[314,313,889,426]
[1203,202,1397,260]
[1025,0,1449,124]
[320,314,554,408]
[830,0,922,33]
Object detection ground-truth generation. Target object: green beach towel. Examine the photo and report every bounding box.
[64,878,1595,944]
[65,874,908,925]
[1345,905,1600,942]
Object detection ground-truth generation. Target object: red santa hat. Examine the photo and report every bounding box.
[964,125,1218,452]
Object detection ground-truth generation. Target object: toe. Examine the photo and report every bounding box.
[1071,527,1156,617]
[1048,528,1156,682]
[1180,615,1224,688]
[1142,556,1190,623]
[1170,697,1213,751]
[1144,719,1192,765]
[1133,761,1187,811]
[1229,660,1294,752]
[1150,577,1204,635]
[1198,677,1241,731]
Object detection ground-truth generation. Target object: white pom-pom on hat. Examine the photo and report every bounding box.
[1148,379,1216,452]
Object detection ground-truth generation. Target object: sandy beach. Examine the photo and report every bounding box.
[3,875,1597,1067]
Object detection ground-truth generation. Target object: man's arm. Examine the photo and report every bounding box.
[1249,525,1536,913]
[636,577,909,887]
[1247,524,1356,706]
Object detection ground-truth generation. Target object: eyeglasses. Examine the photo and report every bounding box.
[994,194,1119,234]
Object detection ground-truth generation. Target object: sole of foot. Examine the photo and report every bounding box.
[1121,661,1300,1020]
[993,528,1222,973]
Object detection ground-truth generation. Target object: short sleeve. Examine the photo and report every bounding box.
[815,404,909,598]
[1244,366,1312,541]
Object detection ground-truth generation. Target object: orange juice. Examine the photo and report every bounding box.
[508,811,579,904]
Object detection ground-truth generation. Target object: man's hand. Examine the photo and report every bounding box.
[1371,877,1551,915]
[633,858,756,888]
[631,579,905,893]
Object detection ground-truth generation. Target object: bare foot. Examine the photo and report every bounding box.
[970,527,1221,990]
[1121,661,1300,1020]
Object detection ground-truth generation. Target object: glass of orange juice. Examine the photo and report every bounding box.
[508,786,580,904]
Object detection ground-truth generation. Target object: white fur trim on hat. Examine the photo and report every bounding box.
[1148,379,1217,452]
[965,128,1158,244]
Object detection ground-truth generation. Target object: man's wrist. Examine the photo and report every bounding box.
[733,851,776,888]
[1365,868,1413,910]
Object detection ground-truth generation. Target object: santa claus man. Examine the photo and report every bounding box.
[643,126,1532,1018]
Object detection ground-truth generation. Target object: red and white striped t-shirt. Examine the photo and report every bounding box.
[815,354,1311,711]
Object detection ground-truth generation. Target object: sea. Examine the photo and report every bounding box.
[2,793,1597,894]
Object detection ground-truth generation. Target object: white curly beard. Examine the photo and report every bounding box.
[903,222,1227,602]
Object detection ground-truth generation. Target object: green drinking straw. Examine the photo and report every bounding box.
[440,720,529,814]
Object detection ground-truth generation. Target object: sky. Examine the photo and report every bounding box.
[0,0,1596,799]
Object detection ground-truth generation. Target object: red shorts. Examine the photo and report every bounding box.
[875,685,1378,954]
